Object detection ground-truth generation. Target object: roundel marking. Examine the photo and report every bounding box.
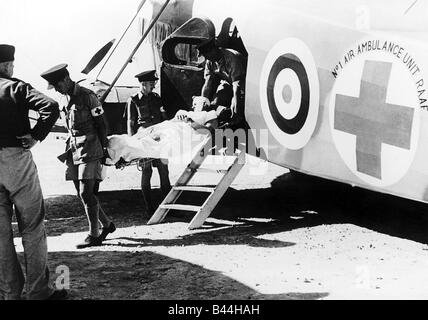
[267,53,310,134]
[260,38,320,150]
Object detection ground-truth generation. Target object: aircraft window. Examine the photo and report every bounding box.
[191,44,206,65]
[174,43,205,67]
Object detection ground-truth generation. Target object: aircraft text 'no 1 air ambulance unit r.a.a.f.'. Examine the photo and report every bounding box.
[83,0,428,227]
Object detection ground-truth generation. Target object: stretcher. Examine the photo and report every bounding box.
[106,120,245,229]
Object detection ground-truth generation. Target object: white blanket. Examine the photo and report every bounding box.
[106,120,210,166]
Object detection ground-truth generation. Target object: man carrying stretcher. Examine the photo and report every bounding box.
[126,70,171,217]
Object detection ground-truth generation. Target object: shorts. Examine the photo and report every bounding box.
[65,159,105,181]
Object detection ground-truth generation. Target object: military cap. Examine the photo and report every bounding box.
[40,64,69,89]
[135,70,158,82]
[196,38,216,54]
[0,44,15,63]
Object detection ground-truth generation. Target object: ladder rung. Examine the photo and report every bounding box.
[173,186,215,193]
[159,204,201,212]
[197,168,229,174]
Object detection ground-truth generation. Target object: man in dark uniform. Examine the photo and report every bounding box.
[126,70,171,217]
[0,44,66,300]
[196,38,246,128]
[41,64,115,249]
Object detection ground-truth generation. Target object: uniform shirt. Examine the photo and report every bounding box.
[127,92,164,130]
[204,48,246,84]
[63,83,104,164]
[0,75,59,147]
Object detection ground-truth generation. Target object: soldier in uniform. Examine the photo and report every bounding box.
[196,38,246,128]
[126,70,171,217]
[0,44,67,300]
[41,64,116,249]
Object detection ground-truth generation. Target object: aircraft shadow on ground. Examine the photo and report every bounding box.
[37,171,428,301]
[45,250,329,300]
[43,191,296,249]
[267,171,428,245]
[43,171,428,245]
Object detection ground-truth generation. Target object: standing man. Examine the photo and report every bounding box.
[196,38,246,128]
[0,44,66,300]
[41,64,115,249]
[126,70,171,217]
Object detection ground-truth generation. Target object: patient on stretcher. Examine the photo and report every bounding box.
[106,97,220,167]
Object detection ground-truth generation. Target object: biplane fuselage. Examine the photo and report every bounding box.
[137,0,428,204]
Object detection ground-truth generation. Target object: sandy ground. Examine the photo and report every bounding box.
[11,133,428,300]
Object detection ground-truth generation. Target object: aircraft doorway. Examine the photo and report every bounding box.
[160,17,248,120]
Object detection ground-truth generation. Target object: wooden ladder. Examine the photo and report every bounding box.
[147,136,246,229]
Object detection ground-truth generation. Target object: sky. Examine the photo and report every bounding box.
[0,0,151,96]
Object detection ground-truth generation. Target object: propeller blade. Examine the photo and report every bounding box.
[81,39,115,75]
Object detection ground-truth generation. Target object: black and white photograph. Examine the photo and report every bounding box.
[1,0,428,305]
